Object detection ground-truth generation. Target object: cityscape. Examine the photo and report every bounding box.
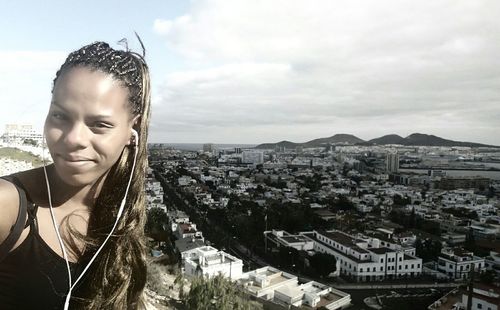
[2,123,500,309]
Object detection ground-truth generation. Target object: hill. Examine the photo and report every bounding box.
[254,133,497,149]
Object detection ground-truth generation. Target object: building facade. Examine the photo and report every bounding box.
[437,248,485,280]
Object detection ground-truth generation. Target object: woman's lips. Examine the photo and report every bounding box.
[58,155,94,169]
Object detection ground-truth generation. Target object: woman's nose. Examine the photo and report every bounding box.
[63,123,90,149]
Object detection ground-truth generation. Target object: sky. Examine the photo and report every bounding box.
[1,0,499,145]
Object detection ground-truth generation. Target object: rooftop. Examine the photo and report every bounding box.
[370,247,396,255]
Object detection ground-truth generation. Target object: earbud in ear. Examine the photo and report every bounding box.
[131,129,139,146]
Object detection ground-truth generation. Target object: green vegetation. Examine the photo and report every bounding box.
[147,263,173,297]
[183,274,262,310]
[0,147,44,167]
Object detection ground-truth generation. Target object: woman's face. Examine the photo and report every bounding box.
[44,67,136,187]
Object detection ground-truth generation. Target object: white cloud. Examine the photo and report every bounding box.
[153,19,173,36]
[152,0,500,145]
[0,51,67,132]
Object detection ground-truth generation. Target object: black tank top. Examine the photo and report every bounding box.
[0,176,82,310]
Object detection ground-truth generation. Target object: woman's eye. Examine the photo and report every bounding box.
[94,122,113,129]
[51,112,66,120]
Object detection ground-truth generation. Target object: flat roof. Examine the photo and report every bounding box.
[307,234,366,264]
[317,230,358,247]
[370,247,396,254]
[281,235,309,243]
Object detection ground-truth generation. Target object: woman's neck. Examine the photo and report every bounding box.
[43,165,107,209]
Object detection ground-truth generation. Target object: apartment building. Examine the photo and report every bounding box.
[238,266,351,309]
[304,230,422,282]
[264,229,422,282]
[437,247,485,280]
[183,246,243,280]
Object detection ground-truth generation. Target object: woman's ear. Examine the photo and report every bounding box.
[127,114,141,146]
[131,114,141,127]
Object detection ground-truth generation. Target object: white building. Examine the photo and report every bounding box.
[242,151,264,165]
[183,246,243,280]
[176,222,204,241]
[264,230,315,251]
[462,283,500,310]
[265,229,422,282]
[145,178,164,209]
[178,176,194,186]
[167,210,190,232]
[238,266,351,309]
[2,124,43,146]
[437,247,485,280]
[300,230,422,282]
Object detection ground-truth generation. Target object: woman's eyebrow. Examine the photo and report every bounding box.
[86,114,114,120]
[50,101,66,110]
[51,101,114,119]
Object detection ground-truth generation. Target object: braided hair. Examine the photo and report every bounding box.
[54,41,145,115]
[53,40,151,309]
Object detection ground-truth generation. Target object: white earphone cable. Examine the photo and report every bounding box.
[63,142,139,310]
[42,135,73,291]
[42,131,139,310]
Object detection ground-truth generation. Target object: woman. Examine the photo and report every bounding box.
[0,40,151,309]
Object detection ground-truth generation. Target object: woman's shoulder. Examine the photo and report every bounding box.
[0,177,22,245]
[0,167,42,244]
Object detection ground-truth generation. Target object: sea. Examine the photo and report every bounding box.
[399,168,500,180]
[156,143,257,152]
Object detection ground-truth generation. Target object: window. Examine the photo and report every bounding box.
[477,303,482,309]
[405,265,408,270]
[399,265,402,270]
[381,258,384,263]
[380,267,383,271]
[399,257,402,261]
[360,268,363,272]
[411,264,414,269]
[417,264,420,268]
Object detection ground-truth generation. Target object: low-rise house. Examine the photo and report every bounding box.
[176,223,204,241]
[264,230,314,251]
[183,246,243,280]
[484,251,500,276]
[441,233,467,246]
[238,266,351,309]
[437,247,485,280]
[178,175,195,186]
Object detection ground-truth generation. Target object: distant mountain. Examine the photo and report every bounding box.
[303,134,365,147]
[401,133,495,148]
[254,134,365,149]
[254,140,299,149]
[368,134,406,145]
[254,133,497,149]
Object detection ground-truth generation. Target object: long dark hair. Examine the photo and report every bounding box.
[53,40,151,309]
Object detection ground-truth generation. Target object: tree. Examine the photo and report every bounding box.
[416,238,442,262]
[23,138,38,146]
[145,207,168,235]
[184,274,262,310]
[174,273,186,300]
[479,270,496,284]
[309,252,337,278]
[147,263,172,298]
